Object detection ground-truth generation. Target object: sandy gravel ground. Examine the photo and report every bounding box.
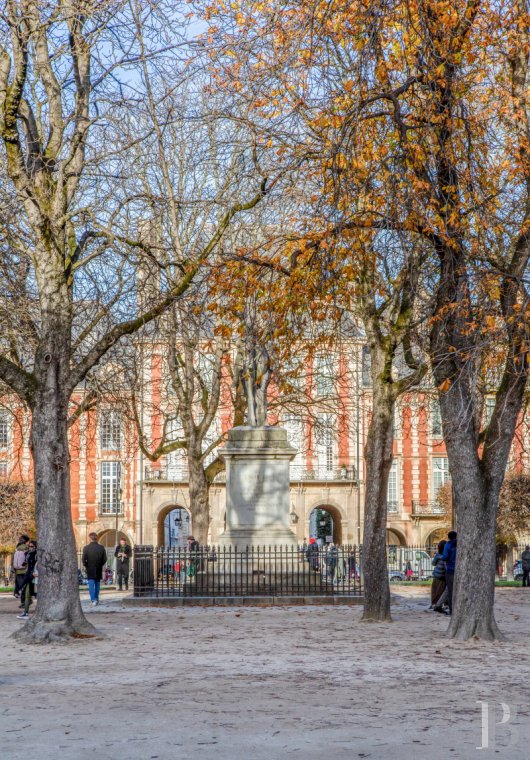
[0,586,528,760]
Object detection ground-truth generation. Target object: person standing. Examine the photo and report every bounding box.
[441,531,457,614]
[522,545,530,588]
[349,549,358,580]
[430,540,447,611]
[306,538,320,571]
[17,540,37,620]
[186,535,202,575]
[12,534,30,599]
[325,543,338,583]
[114,538,132,591]
[82,533,107,607]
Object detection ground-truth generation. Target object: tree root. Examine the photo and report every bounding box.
[448,615,507,642]
[12,615,100,644]
[361,612,392,623]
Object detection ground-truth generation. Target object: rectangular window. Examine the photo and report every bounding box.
[0,461,7,477]
[431,400,442,437]
[166,418,187,480]
[100,410,122,451]
[432,457,450,498]
[196,352,215,391]
[283,416,304,473]
[283,358,305,391]
[387,459,398,512]
[202,418,220,468]
[315,414,336,475]
[314,355,335,397]
[100,462,121,514]
[0,412,9,449]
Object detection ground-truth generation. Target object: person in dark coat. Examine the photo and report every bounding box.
[306,538,320,571]
[522,545,530,588]
[82,532,107,606]
[187,535,202,574]
[114,538,132,591]
[326,543,338,583]
[17,540,37,619]
[441,530,457,614]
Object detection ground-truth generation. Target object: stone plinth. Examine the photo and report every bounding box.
[217,426,297,548]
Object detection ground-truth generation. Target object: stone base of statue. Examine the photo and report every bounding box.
[217,426,298,548]
[187,564,331,596]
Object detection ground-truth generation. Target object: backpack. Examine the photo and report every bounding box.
[13,549,27,570]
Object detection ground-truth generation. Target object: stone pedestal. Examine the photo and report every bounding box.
[218,426,297,548]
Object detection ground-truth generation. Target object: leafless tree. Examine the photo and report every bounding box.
[0,1,268,641]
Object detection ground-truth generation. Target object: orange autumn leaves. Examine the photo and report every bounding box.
[199,0,529,381]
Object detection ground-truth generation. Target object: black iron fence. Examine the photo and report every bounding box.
[134,544,363,597]
[1,541,526,592]
[386,544,530,581]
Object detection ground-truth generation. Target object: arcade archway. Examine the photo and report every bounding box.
[157,505,192,547]
[386,528,407,547]
[308,505,343,545]
[97,530,130,571]
[425,528,447,548]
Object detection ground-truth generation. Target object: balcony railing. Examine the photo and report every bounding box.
[144,466,188,482]
[411,501,446,516]
[145,464,357,483]
[289,465,357,482]
[387,501,399,514]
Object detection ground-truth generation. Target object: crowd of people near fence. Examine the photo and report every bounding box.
[7,532,133,619]
[154,537,361,587]
[3,530,530,616]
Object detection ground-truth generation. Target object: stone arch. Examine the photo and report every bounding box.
[305,496,348,523]
[96,529,132,571]
[386,527,407,547]
[97,528,132,547]
[156,503,192,547]
[425,527,447,548]
[307,503,344,545]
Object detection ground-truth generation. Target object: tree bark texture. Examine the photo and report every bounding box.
[431,264,527,641]
[14,318,96,642]
[188,452,211,545]
[361,346,394,623]
[437,384,504,641]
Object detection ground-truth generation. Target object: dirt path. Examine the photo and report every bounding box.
[0,587,528,760]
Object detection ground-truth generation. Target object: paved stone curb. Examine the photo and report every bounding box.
[122,595,364,607]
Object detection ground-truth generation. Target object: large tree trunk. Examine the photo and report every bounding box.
[13,320,95,643]
[448,486,502,641]
[439,390,504,640]
[188,452,210,545]
[361,347,394,623]
[431,277,527,641]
